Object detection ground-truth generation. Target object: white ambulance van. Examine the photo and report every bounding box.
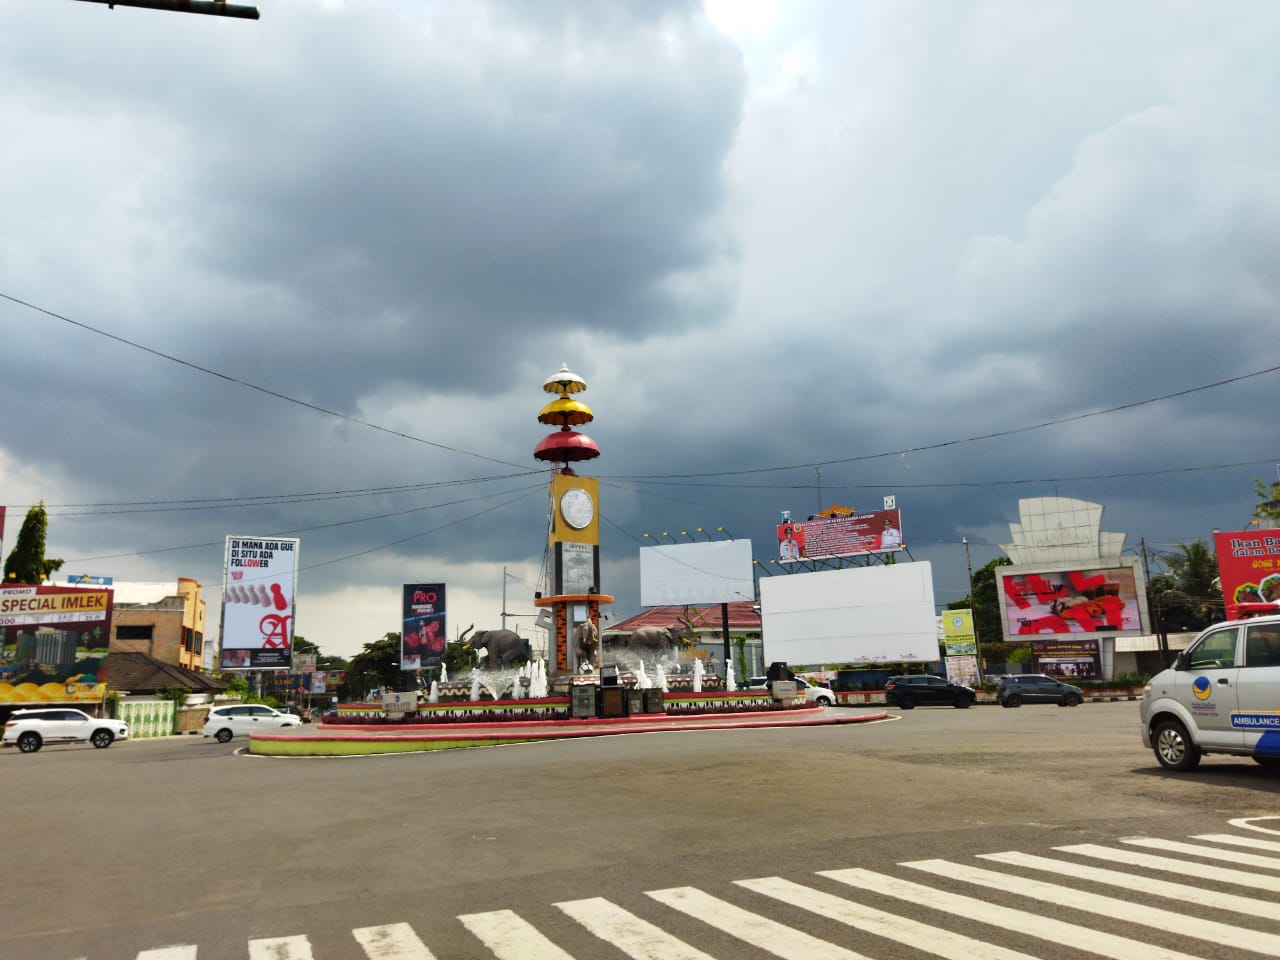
[1140,612,1280,771]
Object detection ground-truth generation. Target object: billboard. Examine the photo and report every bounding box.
[776,509,902,562]
[1214,529,1280,611]
[996,558,1147,641]
[0,584,113,703]
[639,540,755,607]
[402,583,446,671]
[758,562,938,664]
[942,609,975,655]
[1032,639,1100,678]
[221,536,299,670]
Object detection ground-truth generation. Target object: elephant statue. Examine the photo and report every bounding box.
[609,615,694,657]
[573,621,599,665]
[459,624,532,670]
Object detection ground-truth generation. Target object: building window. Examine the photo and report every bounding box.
[117,625,154,641]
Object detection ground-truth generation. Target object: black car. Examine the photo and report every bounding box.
[996,674,1084,707]
[884,675,975,709]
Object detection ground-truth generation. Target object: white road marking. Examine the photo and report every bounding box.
[820,867,1208,960]
[137,951,197,960]
[1121,836,1280,870]
[647,885,871,960]
[1192,832,1280,854]
[905,858,1280,957]
[555,896,717,960]
[352,923,436,960]
[458,909,576,960]
[735,876,1036,960]
[248,936,313,960]
[1057,843,1280,892]
[1229,816,1280,836]
[979,850,1280,921]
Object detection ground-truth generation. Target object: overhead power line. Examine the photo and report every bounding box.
[612,366,1280,480]
[0,291,529,471]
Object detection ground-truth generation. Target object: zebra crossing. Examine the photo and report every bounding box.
[80,820,1280,960]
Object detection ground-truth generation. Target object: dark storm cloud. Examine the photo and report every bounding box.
[2,1,1279,657]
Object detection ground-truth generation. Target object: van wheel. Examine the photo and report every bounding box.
[1254,757,1280,772]
[90,730,114,749]
[17,732,42,753]
[1004,694,1022,708]
[215,728,234,744]
[1153,719,1201,771]
[898,695,915,710]
[953,695,972,709]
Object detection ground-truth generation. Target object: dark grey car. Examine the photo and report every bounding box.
[997,674,1084,707]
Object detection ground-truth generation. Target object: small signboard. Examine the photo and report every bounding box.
[381,691,418,715]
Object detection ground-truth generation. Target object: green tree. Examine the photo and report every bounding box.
[343,633,403,699]
[1254,479,1280,526]
[946,555,1011,650]
[946,555,1015,674]
[1151,540,1223,631]
[3,502,64,584]
[441,639,479,676]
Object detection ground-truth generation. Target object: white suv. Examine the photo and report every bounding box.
[745,676,837,706]
[3,708,129,753]
[203,704,301,743]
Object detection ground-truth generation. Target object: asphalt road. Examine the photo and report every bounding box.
[2,701,1277,960]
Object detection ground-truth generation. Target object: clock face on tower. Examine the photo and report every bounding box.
[559,488,595,530]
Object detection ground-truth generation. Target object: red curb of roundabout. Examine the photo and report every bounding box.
[256,707,890,745]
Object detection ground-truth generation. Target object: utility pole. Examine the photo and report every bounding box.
[502,566,509,632]
[1141,537,1168,664]
[963,536,981,679]
[815,464,823,515]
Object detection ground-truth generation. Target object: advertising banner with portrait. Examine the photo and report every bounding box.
[776,508,903,563]
[221,536,299,670]
[0,584,113,703]
[402,583,446,671]
[1214,529,1280,613]
[997,559,1146,640]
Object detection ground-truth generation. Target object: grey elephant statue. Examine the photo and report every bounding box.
[613,615,693,656]
[573,621,599,665]
[459,624,532,669]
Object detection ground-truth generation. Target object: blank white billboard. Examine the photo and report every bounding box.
[639,540,755,607]
[759,562,938,664]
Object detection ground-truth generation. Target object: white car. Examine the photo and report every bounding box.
[3,707,129,753]
[744,676,837,706]
[203,704,302,743]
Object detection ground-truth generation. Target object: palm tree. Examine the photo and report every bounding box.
[1154,540,1223,630]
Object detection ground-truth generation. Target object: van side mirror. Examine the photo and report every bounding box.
[1171,651,1186,671]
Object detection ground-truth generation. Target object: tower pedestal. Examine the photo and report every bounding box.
[534,592,613,677]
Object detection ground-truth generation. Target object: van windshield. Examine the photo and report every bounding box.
[1186,628,1238,669]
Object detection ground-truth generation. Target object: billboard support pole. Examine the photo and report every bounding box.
[721,602,731,678]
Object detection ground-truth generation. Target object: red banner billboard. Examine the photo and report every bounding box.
[1214,529,1280,612]
[776,509,903,562]
[997,561,1146,639]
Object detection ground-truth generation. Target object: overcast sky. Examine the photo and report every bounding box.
[2,0,1277,662]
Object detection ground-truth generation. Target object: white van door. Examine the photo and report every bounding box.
[1235,623,1280,758]
[1180,624,1243,752]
